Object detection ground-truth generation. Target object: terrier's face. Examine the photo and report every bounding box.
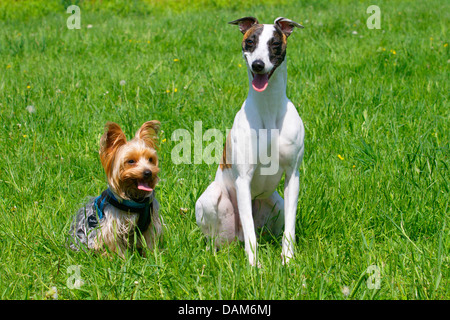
[99,121,160,202]
[229,17,303,92]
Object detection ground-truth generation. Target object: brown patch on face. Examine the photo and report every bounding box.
[269,26,288,69]
[242,24,264,54]
[219,131,232,170]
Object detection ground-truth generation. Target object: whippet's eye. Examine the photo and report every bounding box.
[272,41,281,46]
[127,159,135,165]
[245,39,254,45]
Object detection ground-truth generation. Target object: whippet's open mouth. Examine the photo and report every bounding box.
[251,68,275,92]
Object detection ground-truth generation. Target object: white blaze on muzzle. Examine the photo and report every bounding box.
[244,25,277,92]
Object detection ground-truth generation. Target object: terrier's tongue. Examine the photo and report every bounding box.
[252,73,269,92]
[137,181,153,192]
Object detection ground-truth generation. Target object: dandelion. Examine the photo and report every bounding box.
[238,63,242,68]
[26,85,31,89]
[173,58,179,62]
[147,40,150,44]
[165,89,170,93]
[161,138,167,143]
[444,43,448,47]
[45,287,58,300]
[337,154,344,161]
[119,80,126,86]
[26,105,36,113]
[23,134,27,138]
[390,49,396,55]
[6,64,11,69]
[341,286,350,297]
[174,88,178,92]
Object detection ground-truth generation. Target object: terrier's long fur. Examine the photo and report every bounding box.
[69,121,163,256]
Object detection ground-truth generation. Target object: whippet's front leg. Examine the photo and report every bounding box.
[235,177,258,266]
[282,168,300,264]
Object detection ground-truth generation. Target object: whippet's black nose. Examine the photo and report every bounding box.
[143,170,152,178]
[251,60,265,73]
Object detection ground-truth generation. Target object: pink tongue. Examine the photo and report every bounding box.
[137,181,153,192]
[252,73,269,92]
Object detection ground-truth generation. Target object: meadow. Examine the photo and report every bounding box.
[0,0,448,300]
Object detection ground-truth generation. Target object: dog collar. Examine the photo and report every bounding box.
[93,188,153,233]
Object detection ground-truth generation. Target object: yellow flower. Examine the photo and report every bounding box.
[173,58,179,62]
[390,49,396,55]
[238,63,242,68]
[26,85,31,89]
[162,138,167,143]
[174,88,178,92]
[337,154,344,160]
[147,40,151,44]
[23,134,27,138]
[166,89,170,93]
[430,37,433,41]
[6,64,11,69]
[444,43,448,47]
[128,39,132,43]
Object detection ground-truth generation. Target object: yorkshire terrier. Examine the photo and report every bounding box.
[69,121,162,256]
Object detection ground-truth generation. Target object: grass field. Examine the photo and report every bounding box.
[0,0,448,300]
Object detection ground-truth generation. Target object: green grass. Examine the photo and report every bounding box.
[0,0,448,300]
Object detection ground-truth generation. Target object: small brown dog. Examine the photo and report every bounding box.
[69,121,163,256]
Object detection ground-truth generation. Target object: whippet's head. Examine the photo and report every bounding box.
[229,17,303,92]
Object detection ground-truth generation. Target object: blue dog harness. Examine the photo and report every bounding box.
[93,188,153,234]
[67,189,154,251]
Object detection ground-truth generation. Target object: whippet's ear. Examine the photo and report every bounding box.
[274,17,304,37]
[228,16,259,34]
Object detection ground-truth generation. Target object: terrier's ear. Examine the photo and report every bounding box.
[99,122,127,172]
[228,16,259,34]
[135,120,160,149]
[274,17,304,37]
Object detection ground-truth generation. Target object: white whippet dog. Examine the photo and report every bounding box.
[195,17,305,266]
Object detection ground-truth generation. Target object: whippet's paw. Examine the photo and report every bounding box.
[247,253,262,268]
[249,259,262,268]
[281,251,294,265]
